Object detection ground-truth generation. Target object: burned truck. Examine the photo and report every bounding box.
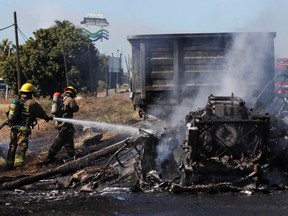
[127,32,276,119]
[184,94,268,163]
[127,33,288,192]
[131,92,288,192]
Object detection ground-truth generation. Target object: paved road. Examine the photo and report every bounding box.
[1,189,288,216]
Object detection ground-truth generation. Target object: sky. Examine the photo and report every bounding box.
[1,0,288,59]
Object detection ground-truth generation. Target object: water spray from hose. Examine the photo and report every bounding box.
[53,117,139,135]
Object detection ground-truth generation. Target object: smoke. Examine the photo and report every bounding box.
[220,33,273,103]
[238,0,288,57]
[168,33,274,126]
[149,33,274,169]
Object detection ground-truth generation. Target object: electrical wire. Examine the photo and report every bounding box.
[0,24,29,44]
[17,26,29,42]
[0,24,14,31]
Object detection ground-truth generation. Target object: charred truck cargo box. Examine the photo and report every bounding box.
[127,32,276,119]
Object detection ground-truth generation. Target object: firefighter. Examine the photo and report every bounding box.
[5,83,53,170]
[46,86,79,161]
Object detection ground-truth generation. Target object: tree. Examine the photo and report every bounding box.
[0,39,13,61]
[2,20,103,96]
[0,38,14,77]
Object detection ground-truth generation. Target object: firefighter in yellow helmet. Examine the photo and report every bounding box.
[47,85,79,161]
[5,83,53,170]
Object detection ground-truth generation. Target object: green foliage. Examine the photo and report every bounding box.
[0,39,14,61]
[0,38,14,78]
[2,55,17,93]
[1,20,108,96]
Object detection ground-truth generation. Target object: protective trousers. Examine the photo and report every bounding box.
[6,128,29,169]
[47,123,75,159]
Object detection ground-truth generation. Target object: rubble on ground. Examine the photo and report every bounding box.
[1,93,288,195]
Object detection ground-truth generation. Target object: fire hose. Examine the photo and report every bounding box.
[0,120,8,130]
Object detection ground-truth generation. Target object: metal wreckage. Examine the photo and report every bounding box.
[121,32,288,193]
[130,91,288,194]
[64,78,287,194]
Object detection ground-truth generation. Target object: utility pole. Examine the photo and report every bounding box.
[55,20,69,86]
[116,50,119,88]
[14,11,21,92]
[105,63,108,97]
[61,34,69,86]
[88,43,94,92]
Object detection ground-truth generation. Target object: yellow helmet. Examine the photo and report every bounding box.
[20,83,34,93]
[64,86,77,95]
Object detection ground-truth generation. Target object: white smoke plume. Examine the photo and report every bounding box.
[238,0,288,57]
[167,32,275,127]
[150,33,275,169]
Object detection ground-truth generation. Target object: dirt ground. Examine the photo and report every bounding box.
[0,89,147,214]
[0,89,140,175]
[0,89,139,140]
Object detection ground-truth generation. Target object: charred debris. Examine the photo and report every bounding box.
[136,92,288,194]
[1,90,288,195]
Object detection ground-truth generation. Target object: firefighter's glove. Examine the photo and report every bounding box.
[45,116,54,122]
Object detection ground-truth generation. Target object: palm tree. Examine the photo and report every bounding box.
[0,38,13,61]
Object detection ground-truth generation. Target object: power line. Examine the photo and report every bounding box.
[0,23,29,43]
[0,24,14,31]
[17,26,29,42]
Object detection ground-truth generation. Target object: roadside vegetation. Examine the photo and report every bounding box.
[0,20,111,96]
[0,19,133,157]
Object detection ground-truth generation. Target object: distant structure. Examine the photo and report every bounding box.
[81,13,109,27]
[80,13,109,52]
[80,13,110,92]
[108,54,122,89]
